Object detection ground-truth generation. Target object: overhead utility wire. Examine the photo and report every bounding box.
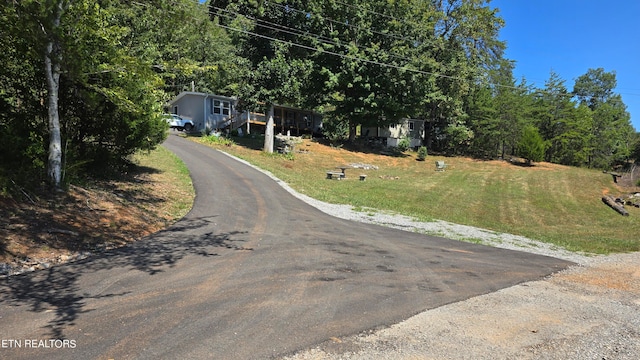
[149,1,633,99]
[332,0,402,22]
[215,21,488,85]
[260,0,477,64]
[212,6,417,65]
[216,21,604,97]
[263,0,411,42]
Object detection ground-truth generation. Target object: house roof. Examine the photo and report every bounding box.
[168,91,237,105]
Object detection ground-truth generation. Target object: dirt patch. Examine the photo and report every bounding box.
[556,256,640,293]
[0,166,191,276]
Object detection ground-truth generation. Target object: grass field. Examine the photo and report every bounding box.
[191,134,640,254]
[132,146,194,221]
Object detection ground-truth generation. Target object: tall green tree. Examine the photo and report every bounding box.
[0,2,48,188]
[417,0,505,152]
[120,0,239,97]
[239,44,311,152]
[551,103,593,166]
[517,124,545,165]
[534,71,577,163]
[466,85,499,158]
[303,0,419,141]
[573,68,634,168]
[215,0,505,148]
[1,1,218,191]
[573,68,617,110]
[488,60,534,159]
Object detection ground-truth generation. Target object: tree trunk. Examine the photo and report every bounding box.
[45,1,65,190]
[263,104,274,153]
[246,110,250,135]
[348,119,357,142]
[602,196,629,216]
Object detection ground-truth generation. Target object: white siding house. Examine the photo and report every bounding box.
[362,119,425,148]
[167,92,239,131]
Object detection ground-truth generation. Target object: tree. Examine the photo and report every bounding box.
[42,0,68,190]
[417,0,505,152]
[1,1,212,191]
[533,71,578,163]
[517,125,545,165]
[0,2,49,188]
[630,132,640,164]
[120,0,240,97]
[490,60,534,159]
[573,68,617,110]
[212,1,314,151]
[551,103,593,167]
[466,86,499,158]
[572,68,634,168]
[238,44,311,152]
[302,0,420,141]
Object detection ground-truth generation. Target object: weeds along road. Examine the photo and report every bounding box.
[0,134,572,360]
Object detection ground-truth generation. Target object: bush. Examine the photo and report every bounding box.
[203,134,235,146]
[201,126,214,136]
[397,137,411,152]
[417,146,428,161]
[517,125,546,165]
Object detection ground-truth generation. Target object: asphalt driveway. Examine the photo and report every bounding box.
[0,134,572,359]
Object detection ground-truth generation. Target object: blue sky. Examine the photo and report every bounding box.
[490,0,640,131]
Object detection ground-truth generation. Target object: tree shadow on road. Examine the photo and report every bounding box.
[0,215,251,338]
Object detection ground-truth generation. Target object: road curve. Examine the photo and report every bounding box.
[0,134,572,360]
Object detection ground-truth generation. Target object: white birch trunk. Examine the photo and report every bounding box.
[45,1,65,190]
[263,104,274,153]
[246,110,250,135]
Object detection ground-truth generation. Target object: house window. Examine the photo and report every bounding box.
[211,99,230,115]
[222,101,230,115]
[390,123,397,129]
[409,121,414,131]
[172,106,178,114]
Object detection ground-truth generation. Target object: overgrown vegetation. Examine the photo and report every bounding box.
[201,133,236,147]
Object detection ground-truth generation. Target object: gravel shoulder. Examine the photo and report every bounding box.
[229,153,640,360]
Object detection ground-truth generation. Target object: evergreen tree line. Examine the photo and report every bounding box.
[1,0,638,192]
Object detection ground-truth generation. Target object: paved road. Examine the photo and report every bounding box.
[0,134,572,360]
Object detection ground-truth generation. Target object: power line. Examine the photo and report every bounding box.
[211,3,507,87]
[213,6,417,65]
[263,0,411,42]
[158,2,640,101]
[215,21,495,84]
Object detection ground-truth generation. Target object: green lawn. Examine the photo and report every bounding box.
[191,135,640,254]
[133,146,194,221]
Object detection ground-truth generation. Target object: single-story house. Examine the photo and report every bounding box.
[362,118,425,148]
[167,91,322,135]
[167,91,239,131]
